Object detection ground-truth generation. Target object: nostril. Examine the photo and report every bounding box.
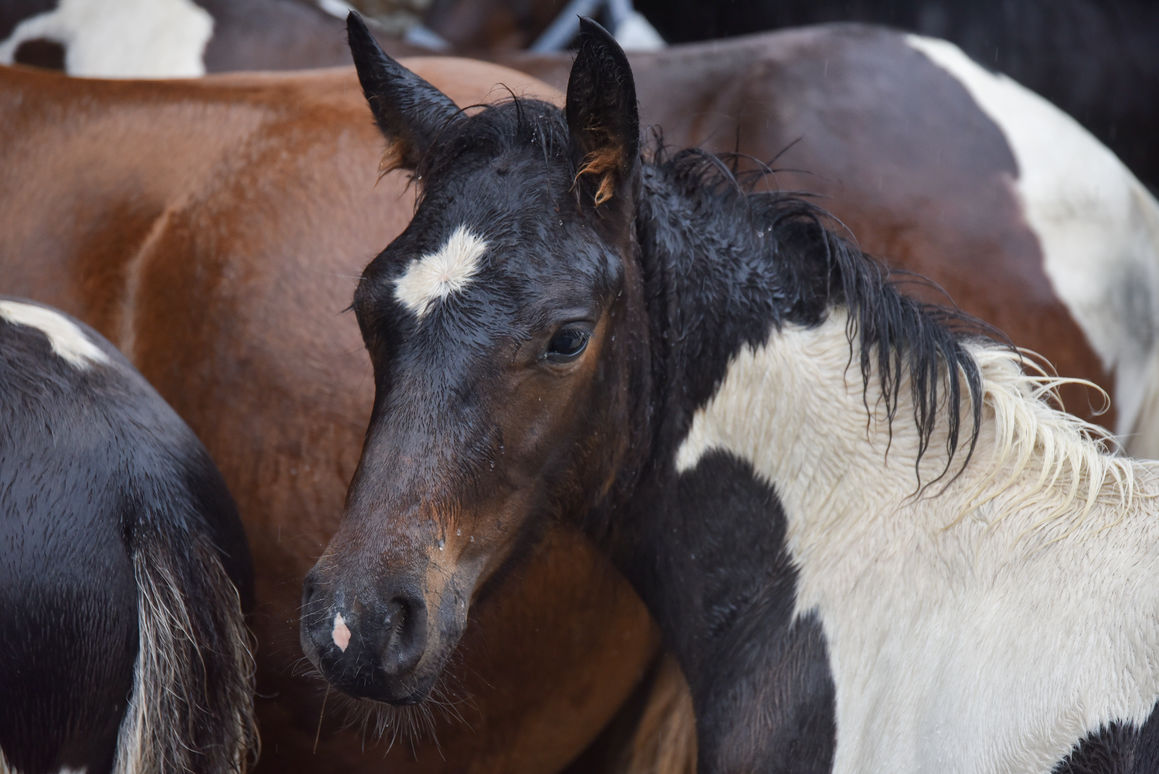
[384,596,407,629]
[381,593,427,675]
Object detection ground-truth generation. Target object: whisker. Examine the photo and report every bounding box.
[313,684,331,754]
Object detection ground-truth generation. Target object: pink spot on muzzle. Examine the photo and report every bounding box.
[332,612,352,652]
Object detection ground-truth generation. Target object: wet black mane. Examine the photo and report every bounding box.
[645,144,989,475]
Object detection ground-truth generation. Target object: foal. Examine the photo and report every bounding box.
[304,14,1159,773]
[0,298,256,773]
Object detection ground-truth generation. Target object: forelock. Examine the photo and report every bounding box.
[412,97,574,198]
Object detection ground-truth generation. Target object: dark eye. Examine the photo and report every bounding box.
[543,324,591,363]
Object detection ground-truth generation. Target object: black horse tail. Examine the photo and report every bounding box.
[114,511,258,773]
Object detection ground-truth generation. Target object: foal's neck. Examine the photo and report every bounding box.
[621,167,1157,773]
[616,171,893,770]
[623,166,980,769]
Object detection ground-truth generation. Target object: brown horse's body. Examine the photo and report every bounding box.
[1,23,1151,773]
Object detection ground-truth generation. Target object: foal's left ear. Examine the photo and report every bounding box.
[347,12,462,170]
[566,18,640,209]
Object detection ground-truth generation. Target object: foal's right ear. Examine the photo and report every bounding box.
[347,12,462,170]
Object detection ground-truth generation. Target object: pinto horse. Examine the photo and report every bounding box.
[418,0,1159,190]
[308,16,1159,773]
[0,298,255,773]
[4,21,1159,774]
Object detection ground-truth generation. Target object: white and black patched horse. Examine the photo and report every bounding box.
[302,16,1159,774]
[0,299,256,773]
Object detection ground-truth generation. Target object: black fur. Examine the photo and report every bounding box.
[0,298,255,773]
[346,11,463,170]
[627,452,836,772]
[1053,702,1159,774]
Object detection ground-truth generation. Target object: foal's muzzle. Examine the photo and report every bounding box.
[300,568,433,704]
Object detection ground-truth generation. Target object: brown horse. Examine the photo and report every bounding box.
[3,21,1158,774]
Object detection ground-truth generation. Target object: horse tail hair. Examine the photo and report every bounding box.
[113,514,258,773]
[620,652,697,774]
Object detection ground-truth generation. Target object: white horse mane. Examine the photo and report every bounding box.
[950,342,1156,535]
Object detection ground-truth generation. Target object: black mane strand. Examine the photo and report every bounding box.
[650,145,989,478]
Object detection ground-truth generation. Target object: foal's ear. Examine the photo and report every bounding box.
[566,18,640,209]
[347,12,462,170]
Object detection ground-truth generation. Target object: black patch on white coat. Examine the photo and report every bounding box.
[13,36,63,68]
[620,451,836,772]
[1053,701,1159,774]
[0,0,55,42]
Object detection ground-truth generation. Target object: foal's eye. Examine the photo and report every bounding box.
[543,325,592,364]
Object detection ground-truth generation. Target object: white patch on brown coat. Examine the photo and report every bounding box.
[906,34,1159,457]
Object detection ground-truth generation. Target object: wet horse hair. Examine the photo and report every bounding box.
[0,298,256,773]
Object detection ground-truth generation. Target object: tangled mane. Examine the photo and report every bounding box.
[645,143,1147,519]
[644,143,990,480]
[956,345,1146,531]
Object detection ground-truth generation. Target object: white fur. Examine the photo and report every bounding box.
[676,311,1159,773]
[0,300,109,369]
[315,0,356,20]
[395,226,488,320]
[905,34,1159,458]
[0,0,213,78]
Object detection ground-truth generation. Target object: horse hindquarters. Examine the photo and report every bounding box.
[0,518,137,774]
[0,503,255,774]
[0,299,255,773]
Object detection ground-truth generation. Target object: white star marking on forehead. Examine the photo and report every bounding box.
[0,300,109,369]
[394,226,488,320]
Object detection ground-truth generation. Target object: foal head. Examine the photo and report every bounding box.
[301,15,650,704]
